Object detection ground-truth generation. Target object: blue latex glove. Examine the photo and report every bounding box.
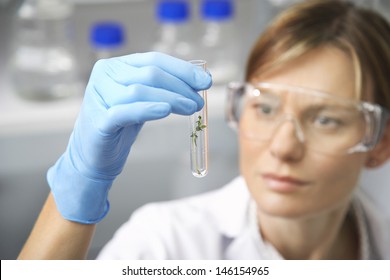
[47,52,212,224]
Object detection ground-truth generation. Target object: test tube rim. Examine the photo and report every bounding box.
[189,60,207,67]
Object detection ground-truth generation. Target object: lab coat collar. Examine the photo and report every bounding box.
[210,176,282,259]
[210,176,251,239]
[223,198,284,259]
[354,188,390,259]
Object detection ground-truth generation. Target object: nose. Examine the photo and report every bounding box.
[269,116,305,161]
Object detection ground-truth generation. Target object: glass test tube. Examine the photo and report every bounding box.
[189,60,208,178]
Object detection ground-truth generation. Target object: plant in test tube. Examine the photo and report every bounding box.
[188,59,208,178]
[190,115,207,176]
[190,116,207,147]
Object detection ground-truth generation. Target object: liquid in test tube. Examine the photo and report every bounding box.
[189,60,208,178]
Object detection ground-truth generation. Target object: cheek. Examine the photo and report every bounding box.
[239,135,266,201]
[313,152,364,183]
[310,153,365,201]
[239,134,262,178]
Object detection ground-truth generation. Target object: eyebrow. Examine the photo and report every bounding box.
[300,104,360,118]
[255,83,357,102]
[251,91,356,108]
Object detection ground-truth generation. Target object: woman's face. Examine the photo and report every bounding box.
[240,46,368,219]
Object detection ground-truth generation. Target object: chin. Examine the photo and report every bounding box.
[257,203,309,219]
[253,192,318,219]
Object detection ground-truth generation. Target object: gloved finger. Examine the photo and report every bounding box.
[93,59,204,110]
[117,52,212,91]
[91,72,200,115]
[100,102,172,133]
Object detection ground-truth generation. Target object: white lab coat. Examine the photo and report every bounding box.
[97,176,390,259]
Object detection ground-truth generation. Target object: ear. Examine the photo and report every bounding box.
[365,121,390,168]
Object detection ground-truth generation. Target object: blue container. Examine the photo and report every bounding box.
[157,0,190,23]
[90,21,125,49]
[201,0,234,21]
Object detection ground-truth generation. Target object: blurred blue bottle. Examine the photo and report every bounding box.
[9,0,81,100]
[90,21,125,61]
[88,21,125,79]
[199,0,239,84]
[152,0,194,60]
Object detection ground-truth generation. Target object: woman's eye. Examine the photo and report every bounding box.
[255,104,275,116]
[314,115,343,128]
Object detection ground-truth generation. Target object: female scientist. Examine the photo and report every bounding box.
[18,0,390,259]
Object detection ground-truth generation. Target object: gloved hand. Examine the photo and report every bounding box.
[47,52,212,224]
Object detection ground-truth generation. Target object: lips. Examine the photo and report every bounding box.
[261,173,309,192]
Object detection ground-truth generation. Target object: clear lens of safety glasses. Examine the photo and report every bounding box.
[226,82,390,155]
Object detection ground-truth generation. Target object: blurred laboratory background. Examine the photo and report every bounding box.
[0,0,389,259]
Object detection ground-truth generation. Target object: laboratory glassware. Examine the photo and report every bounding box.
[9,0,81,100]
[88,21,125,80]
[189,60,209,178]
[152,0,194,60]
[90,21,125,60]
[198,0,239,84]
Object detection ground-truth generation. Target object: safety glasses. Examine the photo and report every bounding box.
[226,82,390,155]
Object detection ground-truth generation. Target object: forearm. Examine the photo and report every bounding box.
[18,192,96,260]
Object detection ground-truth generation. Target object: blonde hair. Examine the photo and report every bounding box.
[246,0,390,109]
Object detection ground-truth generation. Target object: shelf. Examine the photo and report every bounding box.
[0,81,83,137]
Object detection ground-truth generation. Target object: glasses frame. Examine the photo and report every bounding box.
[226,82,390,154]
